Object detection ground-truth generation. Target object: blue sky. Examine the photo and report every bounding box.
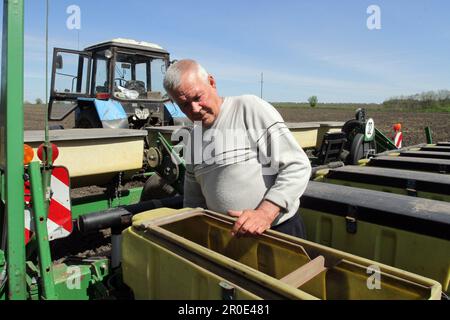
[5,0,450,103]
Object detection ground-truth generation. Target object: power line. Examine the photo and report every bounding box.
[260,72,264,99]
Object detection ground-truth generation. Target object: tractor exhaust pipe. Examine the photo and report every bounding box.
[77,196,183,269]
[77,196,184,234]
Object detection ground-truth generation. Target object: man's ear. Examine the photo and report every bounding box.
[208,75,217,89]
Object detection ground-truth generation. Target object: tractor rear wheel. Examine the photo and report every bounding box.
[76,112,102,128]
[348,133,365,165]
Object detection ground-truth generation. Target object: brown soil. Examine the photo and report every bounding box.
[25,104,450,147]
[277,108,450,147]
[25,104,75,130]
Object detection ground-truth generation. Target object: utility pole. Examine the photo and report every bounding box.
[260,72,264,99]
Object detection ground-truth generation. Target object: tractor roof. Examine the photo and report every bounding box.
[84,38,169,54]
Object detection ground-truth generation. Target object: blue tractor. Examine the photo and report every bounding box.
[49,38,187,129]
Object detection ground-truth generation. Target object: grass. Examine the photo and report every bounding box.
[381,99,450,113]
[272,102,383,110]
[272,101,450,112]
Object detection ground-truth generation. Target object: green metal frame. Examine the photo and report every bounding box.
[374,128,397,152]
[52,259,110,300]
[425,127,433,144]
[71,187,143,219]
[28,162,56,299]
[0,0,116,300]
[157,132,185,193]
[0,0,26,300]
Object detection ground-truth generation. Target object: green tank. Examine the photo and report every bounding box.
[301,181,450,295]
[122,208,441,300]
[315,165,450,202]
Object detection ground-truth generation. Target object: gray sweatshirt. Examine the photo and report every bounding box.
[183,95,312,226]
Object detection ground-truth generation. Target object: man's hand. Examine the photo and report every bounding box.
[228,200,281,237]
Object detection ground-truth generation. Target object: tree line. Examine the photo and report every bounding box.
[383,90,450,111]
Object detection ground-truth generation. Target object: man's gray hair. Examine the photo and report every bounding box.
[163,59,209,94]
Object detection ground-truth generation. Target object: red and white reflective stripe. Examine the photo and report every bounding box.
[24,166,73,244]
[394,132,403,149]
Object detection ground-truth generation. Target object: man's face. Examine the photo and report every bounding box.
[169,73,222,127]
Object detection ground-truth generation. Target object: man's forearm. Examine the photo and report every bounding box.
[229,199,282,236]
[264,131,312,213]
[257,199,281,221]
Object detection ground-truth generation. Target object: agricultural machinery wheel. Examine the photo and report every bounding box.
[342,119,363,135]
[140,173,177,202]
[348,133,365,165]
[342,119,363,150]
[76,113,102,128]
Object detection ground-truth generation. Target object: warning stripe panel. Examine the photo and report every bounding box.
[50,174,71,211]
[51,167,70,185]
[24,208,32,243]
[48,199,72,233]
[24,166,72,244]
[47,218,71,241]
[394,132,403,148]
[25,209,71,243]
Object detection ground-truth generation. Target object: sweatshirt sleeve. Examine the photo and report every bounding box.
[183,165,207,208]
[243,95,312,214]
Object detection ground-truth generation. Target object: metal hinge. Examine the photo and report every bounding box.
[219,281,235,300]
[345,205,358,234]
[406,179,417,197]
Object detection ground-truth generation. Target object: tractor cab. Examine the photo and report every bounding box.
[49,38,186,129]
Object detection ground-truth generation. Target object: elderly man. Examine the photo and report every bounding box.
[163,59,311,238]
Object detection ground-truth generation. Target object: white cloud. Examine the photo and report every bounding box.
[192,55,426,102]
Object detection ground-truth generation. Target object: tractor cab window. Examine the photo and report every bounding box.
[94,55,108,94]
[49,49,92,121]
[113,52,167,101]
[53,52,90,95]
[150,58,166,96]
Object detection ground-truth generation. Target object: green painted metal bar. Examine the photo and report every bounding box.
[374,128,397,152]
[425,127,433,144]
[28,162,57,300]
[158,132,185,168]
[1,0,26,300]
[157,132,185,193]
[71,187,143,220]
[53,259,110,300]
[0,172,4,243]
